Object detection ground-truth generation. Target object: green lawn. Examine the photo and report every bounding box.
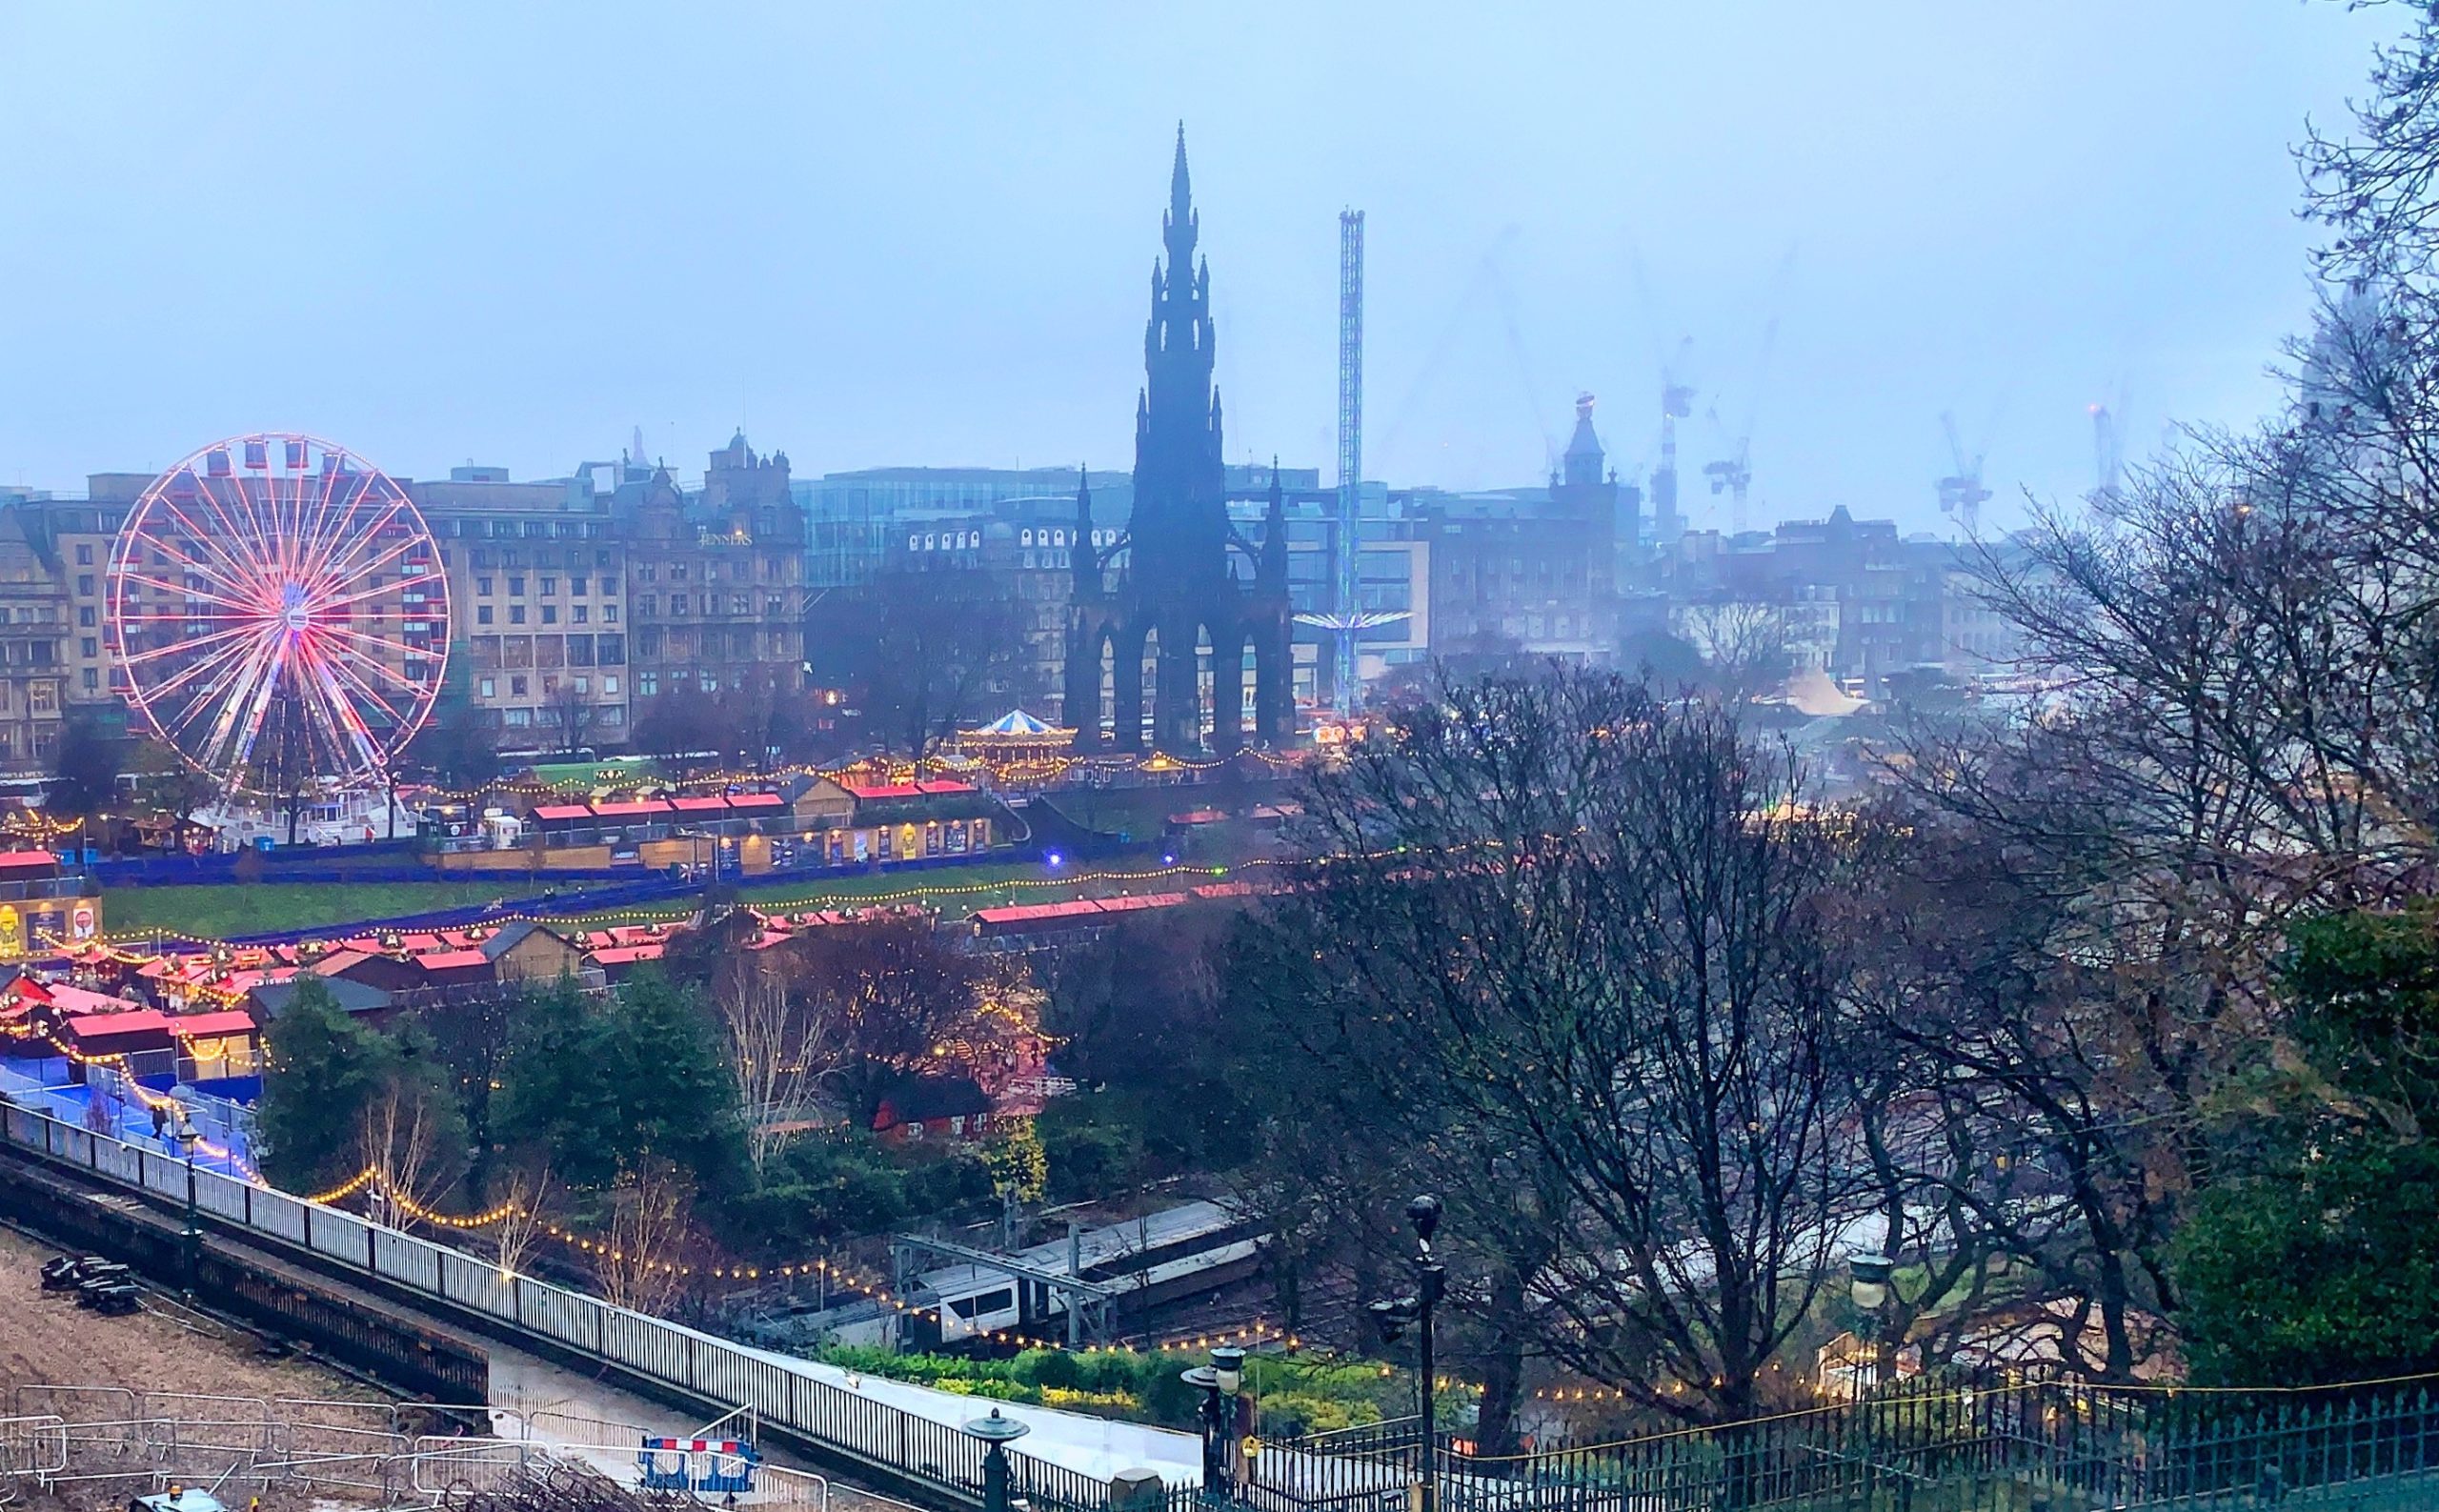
[103,857,1240,942]
[103,880,512,940]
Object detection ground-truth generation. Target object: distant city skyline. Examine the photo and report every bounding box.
[0,2,2400,532]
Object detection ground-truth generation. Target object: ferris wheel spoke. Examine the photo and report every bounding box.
[116,622,259,666]
[306,524,423,608]
[195,474,279,581]
[207,638,292,780]
[143,494,272,595]
[148,631,279,721]
[309,570,440,623]
[296,635,405,754]
[291,459,353,586]
[314,631,426,701]
[116,574,262,615]
[316,623,439,676]
[294,483,405,593]
[287,646,379,773]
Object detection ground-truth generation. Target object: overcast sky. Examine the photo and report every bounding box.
[0,2,2401,533]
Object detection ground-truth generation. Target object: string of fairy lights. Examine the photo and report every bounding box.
[409,744,1305,806]
[30,1026,257,1177]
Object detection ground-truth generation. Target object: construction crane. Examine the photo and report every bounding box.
[1703,315,1781,536]
[1294,209,1405,716]
[1937,411,1992,538]
[1699,252,1793,538]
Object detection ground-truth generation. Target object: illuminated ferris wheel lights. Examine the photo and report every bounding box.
[109,433,452,797]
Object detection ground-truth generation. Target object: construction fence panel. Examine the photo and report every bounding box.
[0,1415,69,1477]
[410,1435,537,1496]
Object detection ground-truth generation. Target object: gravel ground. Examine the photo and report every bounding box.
[0,1225,375,1409]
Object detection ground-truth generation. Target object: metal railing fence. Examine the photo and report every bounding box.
[0,1102,1141,1511]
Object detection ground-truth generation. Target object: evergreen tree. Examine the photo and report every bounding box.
[604,972,744,1188]
[257,978,398,1191]
[496,978,623,1188]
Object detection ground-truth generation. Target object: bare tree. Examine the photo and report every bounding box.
[543,679,601,758]
[361,1084,461,1234]
[1247,668,1868,1426]
[717,960,835,1176]
[594,1159,695,1314]
[769,913,1000,1121]
[1679,599,1795,702]
[862,566,1036,759]
[489,1163,556,1279]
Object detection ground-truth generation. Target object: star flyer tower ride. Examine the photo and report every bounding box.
[1295,209,1405,716]
[107,433,451,816]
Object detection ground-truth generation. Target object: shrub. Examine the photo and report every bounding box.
[1017,1348,1085,1390]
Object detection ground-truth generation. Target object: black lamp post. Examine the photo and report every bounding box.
[1848,1251,1895,1391]
[172,1111,201,1295]
[963,1406,1031,1512]
[1366,1195,1447,1512]
[1180,1343,1244,1497]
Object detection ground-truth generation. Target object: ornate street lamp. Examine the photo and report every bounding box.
[962,1406,1031,1512]
[1179,1344,1245,1496]
[172,1109,202,1295]
[1848,1251,1895,1389]
[1366,1196,1447,1512]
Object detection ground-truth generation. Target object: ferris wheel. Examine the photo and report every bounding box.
[107,433,452,796]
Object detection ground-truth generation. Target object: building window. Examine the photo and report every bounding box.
[509,605,526,625]
[638,595,656,617]
[503,708,531,728]
[573,605,589,624]
[478,677,495,698]
[74,545,91,565]
[509,575,526,595]
[638,671,657,698]
[571,576,587,595]
[74,575,93,595]
[511,675,529,697]
[77,608,93,628]
[477,576,494,595]
[477,605,494,626]
[604,603,618,623]
[540,576,557,595]
[79,637,94,657]
[541,605,557,625]
[30,684,55,715]
[81,668,96,692]
[603,675,619,696]
[637,565,656,583]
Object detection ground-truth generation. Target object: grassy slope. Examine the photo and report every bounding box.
[101,857,1242,940]
[103,880,511,939]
